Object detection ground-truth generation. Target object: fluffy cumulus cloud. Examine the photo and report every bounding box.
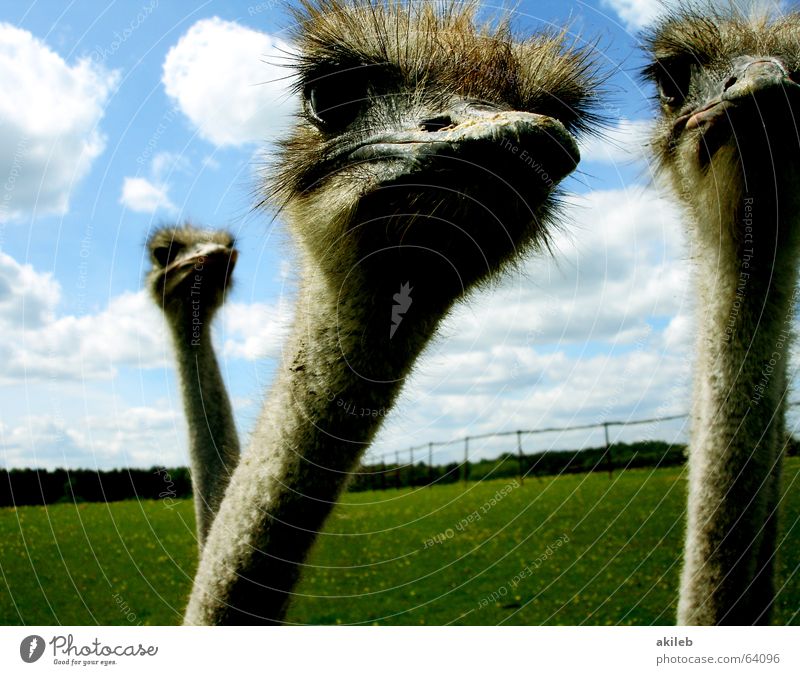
[0,246,295,383]
[0,23,118,221]
[429,186,689,351]
[221,298,294,361]
[0,251,169,383]
[119,150,188,214]
[0,248,288,468]
[1,407,183,469]
[601,0,666,30]
[579,118,653,165]
[119,176,176,213]
[0,251,183,468]
[162,17,297,147]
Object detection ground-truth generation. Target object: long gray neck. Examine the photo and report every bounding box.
[170,310,240,549]
[679,182,800,625]
[184,262,438,624]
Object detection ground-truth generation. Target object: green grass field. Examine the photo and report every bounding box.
[1,460,799,625]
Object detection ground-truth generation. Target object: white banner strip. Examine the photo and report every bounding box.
[2,626,798,674]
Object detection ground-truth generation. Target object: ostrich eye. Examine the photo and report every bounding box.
[305,68,368,130]
[152,244,180,267]
[652,58,693,108]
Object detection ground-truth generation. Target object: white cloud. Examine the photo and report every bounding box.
[150,150,190,179]
[119,176,176,214]
[0,248,288,468]
[425,186,689,353]
[23,290,170,379]
[601,0,664,30]
[0,23,118,221]
[0,407,182,469]
[579,118,653,165]
[221,298,294,361]
[0,250,61,330]
[0,246,293,386]
[120,151,186,214]
[162,17,297,147]
[0,247,286,469]
[663,313,692,351]
[0,250,169,382]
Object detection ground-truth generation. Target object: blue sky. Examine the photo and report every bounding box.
[0,0,794,470]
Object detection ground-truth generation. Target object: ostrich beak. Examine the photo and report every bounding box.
[348,108,580,187]
[682,56,800,165]
[686,57,800,131]
[721,57,798,101]
[166,244,238,275]
[162,243,238,294]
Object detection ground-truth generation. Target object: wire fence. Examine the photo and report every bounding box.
[353,401,800,491]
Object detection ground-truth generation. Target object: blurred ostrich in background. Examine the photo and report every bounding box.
[147,226,239,548]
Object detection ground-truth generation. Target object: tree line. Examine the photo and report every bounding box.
[347,438,800,491]
[0,467,191,507]
[347,440,689,491]
[1,439,797,506]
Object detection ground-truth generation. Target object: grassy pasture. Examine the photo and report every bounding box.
[1,460,798,625]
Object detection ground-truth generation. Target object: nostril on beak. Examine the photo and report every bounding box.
[419,115,454,132]
[721,58,794,102]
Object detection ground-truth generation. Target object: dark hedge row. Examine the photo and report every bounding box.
[348,440,691,491]
[2,438,797,504]
[0,467,192,507]
[350,436,800,491]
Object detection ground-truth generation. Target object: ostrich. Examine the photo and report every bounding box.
[146,226,240,547]
[171,0,601,625]
[643,6,800,624]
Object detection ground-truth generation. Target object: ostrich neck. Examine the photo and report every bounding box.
[679,175,800,624]
[168,310,240,548]
[691,194,796,447]
[184,259,439,624]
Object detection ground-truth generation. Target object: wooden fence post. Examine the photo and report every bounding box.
[463,437,470,483]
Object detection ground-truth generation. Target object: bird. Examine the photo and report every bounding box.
[146,225,240,549]
[162,0,603,624]
[642,4,800,625]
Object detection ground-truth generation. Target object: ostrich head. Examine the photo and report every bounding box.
[269,0,600,309]
[643,7,800,245]
[146,225,238,323]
